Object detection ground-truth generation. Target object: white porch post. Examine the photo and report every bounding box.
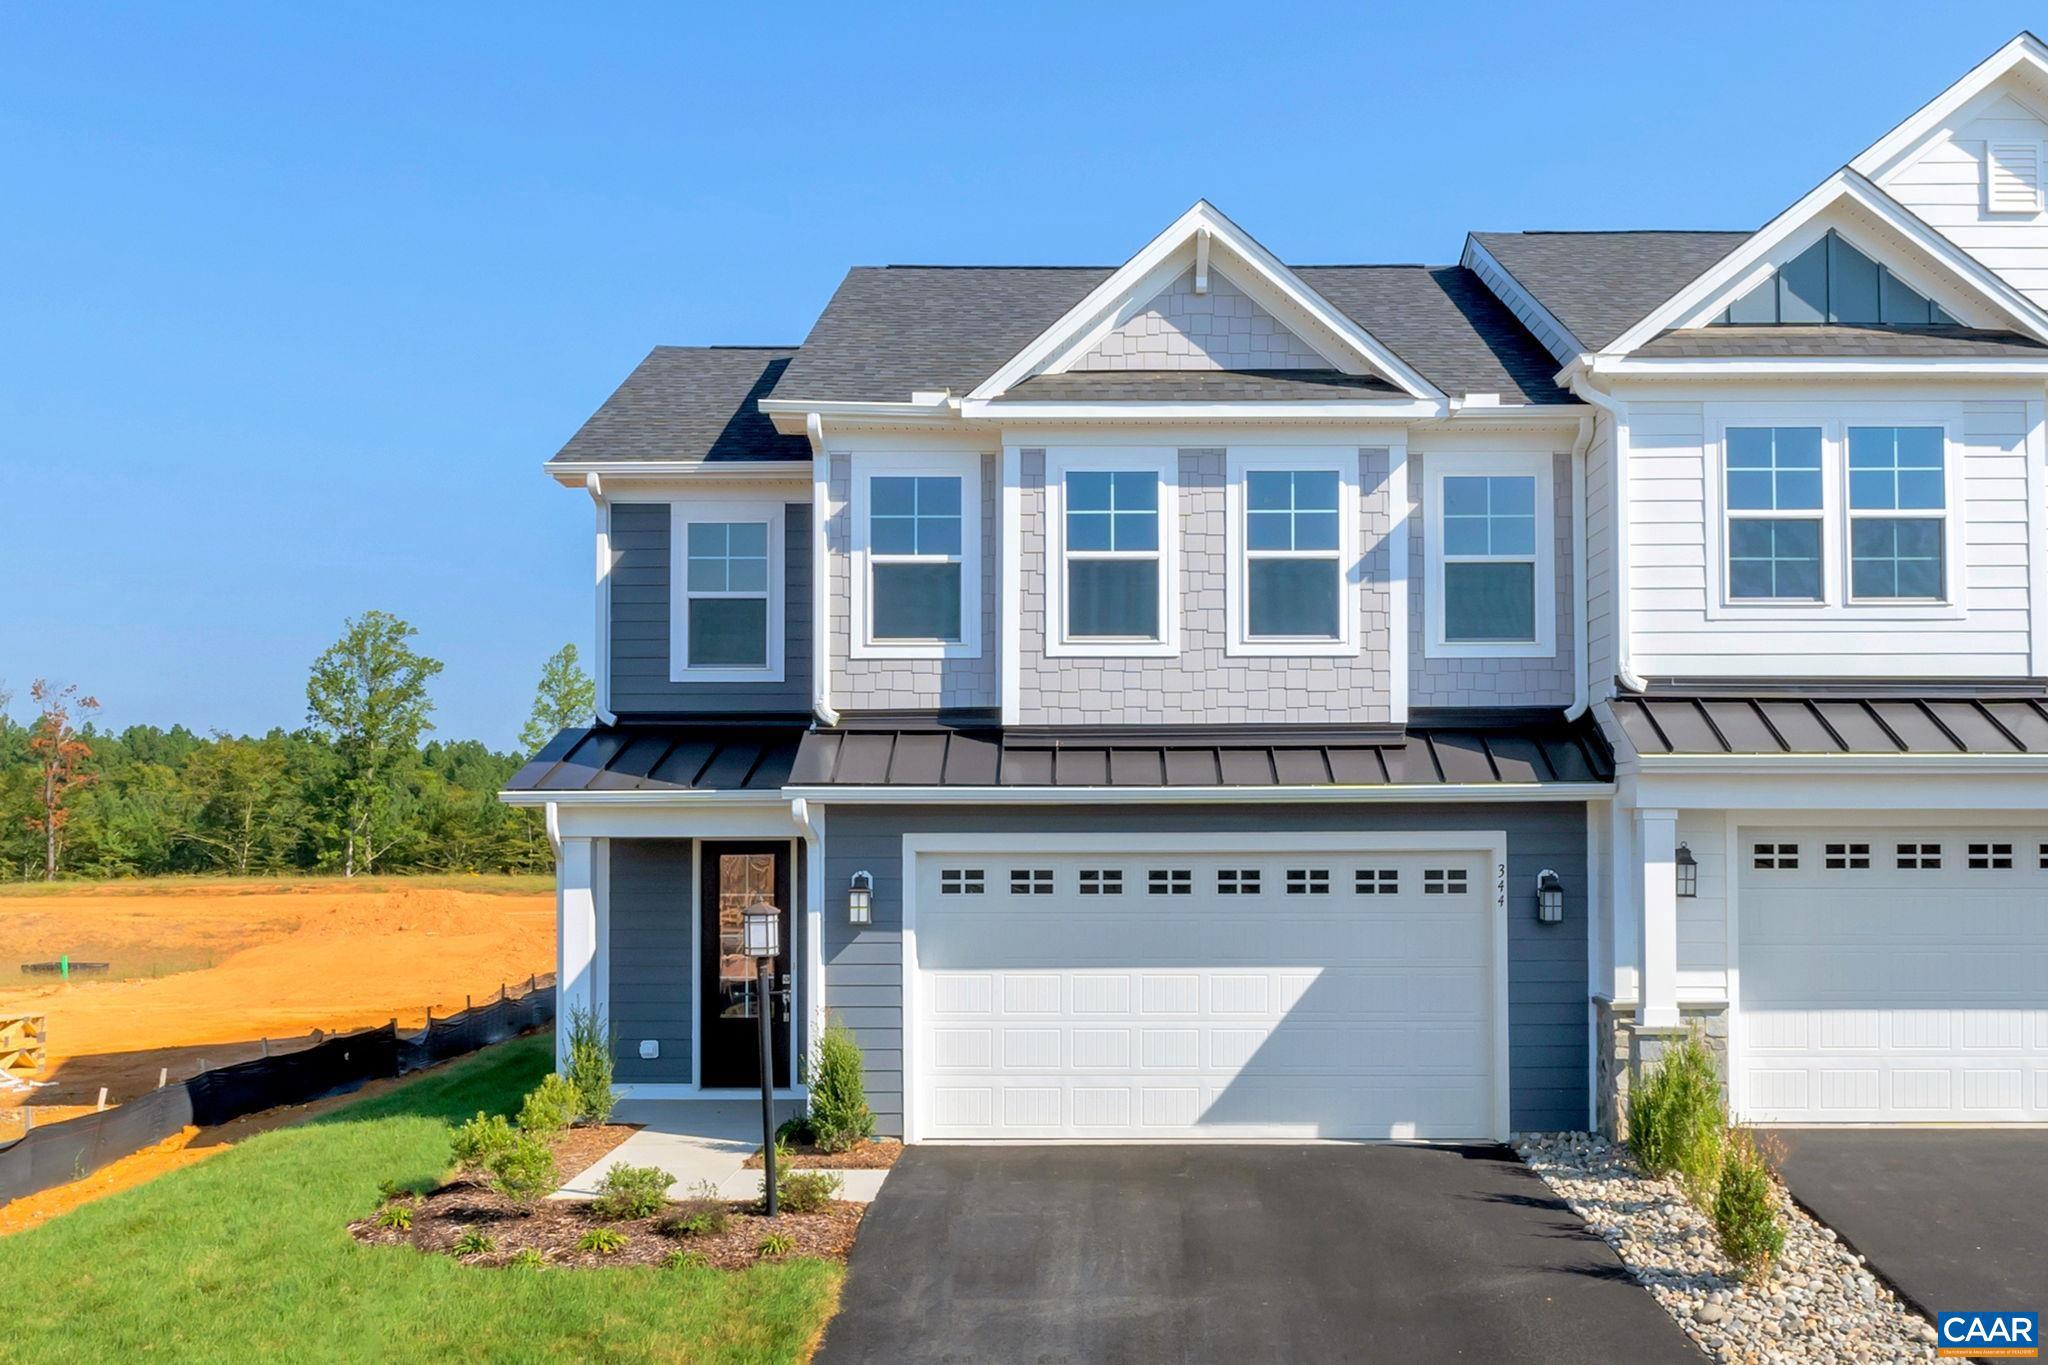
[556,835,597,1069]
[1635,808,1680,1030]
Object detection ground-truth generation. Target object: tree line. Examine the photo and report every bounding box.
[0,611,594,881]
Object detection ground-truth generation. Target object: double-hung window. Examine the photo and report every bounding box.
[1724,427,1824,601]
[851,452,981,658]
[1425,452,1554,656]
[1847,426,1945,601]
[1045,449,1177,655]
[670,500,785,682]
[1225,449,1356,655]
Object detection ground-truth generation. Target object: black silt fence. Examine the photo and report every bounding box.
[399,983,556,1072]
[185,1025,401,1128]
[0,1083,194,1205]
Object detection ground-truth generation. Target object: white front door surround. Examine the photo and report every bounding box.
[901,832,1511,1144]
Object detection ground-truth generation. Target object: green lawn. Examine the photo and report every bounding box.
[0,1037,843,1364]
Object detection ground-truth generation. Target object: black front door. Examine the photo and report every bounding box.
[698,841,792,1088]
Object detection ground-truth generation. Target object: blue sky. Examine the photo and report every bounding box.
[2,3,2039,747]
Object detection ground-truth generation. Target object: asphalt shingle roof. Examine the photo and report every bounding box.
[994,369,1403,402]
[550,346,810,465]
[1471,231,1752,350]
[1632,324,2048,359]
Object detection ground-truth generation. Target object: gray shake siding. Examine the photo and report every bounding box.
[1407,451,1576,708]
[822,802,1590,1137]
[607,837,808,1086]
[608,501,813,714]
[1017,447,1395,725]
[608,839,694,1084]
[826,450,1002,712]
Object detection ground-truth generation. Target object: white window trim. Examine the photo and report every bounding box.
[1043,447,1180,658]
[669,497,786,683]
[1423,451,1556,659]
[849,450,983,661]
[1702,405,1966,622]
[1222,447,1361,658]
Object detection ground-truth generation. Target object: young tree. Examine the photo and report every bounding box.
[518,643,596,753]
[178,735,289,874]
[305,611,443,876]
[27,679,99,880]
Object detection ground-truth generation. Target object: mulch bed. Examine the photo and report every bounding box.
[349,1178,864,1270]
[549,1122,641,1176]
[742,1137,902,1170]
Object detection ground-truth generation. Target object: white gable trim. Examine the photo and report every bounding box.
[1460,235,1587,365]
[1602,171,2048,356]
[1850,32,2048,182]
[967,201,1443,402]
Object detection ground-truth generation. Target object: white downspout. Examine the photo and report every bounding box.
[544,801,561,858]
[1564,414,1592,721]
[586,473,618,726]
[805,413,840,727]
[1563,367,1649,696]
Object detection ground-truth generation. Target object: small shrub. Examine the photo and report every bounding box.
[374,1203,413,1230]
[452,1228,497,1257]
[486,1134,560,1205]
[774,1169,842,1215]
[807,1018,875,1153]
[508,1247,547,1271]
[663,1248,709,1270]
[517,1074,579,1137]
[450,1112,518,1171]
[757,1231,796,1257]
[564,1006,617,1126]
[1628,1029,1726,1207]
[577,1227,629,1256]
[590,1163,671,1221]
[1713,1131,1786,1280]
[776,1115,816,1147]
[659,1203,730,1239]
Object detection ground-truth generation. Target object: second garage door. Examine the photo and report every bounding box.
[907,838,1505,1142]
[1740,826,2048,1123]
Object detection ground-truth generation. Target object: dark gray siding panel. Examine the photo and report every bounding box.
[823,803,1590,1137]
[609,501,812,714]
[609,839,694,1084]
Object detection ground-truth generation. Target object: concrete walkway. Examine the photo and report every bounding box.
[556,1098,891,1203]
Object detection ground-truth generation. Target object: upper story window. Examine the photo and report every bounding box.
[1424,452,1554,658]
[1224,450,1358,656]
[1044,448,1178,658]
[850,451,982,660]
[1717,230,1956,327]
[669,500,785,683]
[1708,409,1959,616]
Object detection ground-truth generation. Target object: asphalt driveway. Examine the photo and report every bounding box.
[1769,1129,2047,1320]
[815,1144,1702,1364]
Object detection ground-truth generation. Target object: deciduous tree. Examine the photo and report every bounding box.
[518,643,596,754]
[27,679,98,880]
[305,611,443,876]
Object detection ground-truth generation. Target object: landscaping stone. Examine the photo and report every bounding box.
[1516,1132,1935,1365]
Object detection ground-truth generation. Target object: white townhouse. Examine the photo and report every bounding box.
[506,33,2048,1140]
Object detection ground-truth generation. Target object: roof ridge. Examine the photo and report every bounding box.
[1475,228,1753,238]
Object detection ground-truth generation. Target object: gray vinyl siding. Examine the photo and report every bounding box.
[823,802,1590,1137]
[608,839,694,1084]
[609,501,812,714]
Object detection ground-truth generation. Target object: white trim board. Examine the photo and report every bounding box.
[1040,446,1182,659]
[845,448,986,662]
[1221,446,1364,658]
[897,830,1512,1145]
[668,495,788,684]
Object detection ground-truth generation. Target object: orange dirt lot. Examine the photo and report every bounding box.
[0,881,555,1129]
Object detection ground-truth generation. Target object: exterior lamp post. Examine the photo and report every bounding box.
[741,901,781,1216]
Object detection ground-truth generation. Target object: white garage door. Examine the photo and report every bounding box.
[908,839,1504,1141]
[1740,827,2048,1123]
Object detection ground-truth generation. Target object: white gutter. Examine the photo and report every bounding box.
[586,473,618,726]
[549,459,815,485]
[1564,413,1592,721]
[805,413,839,726]
[1561,365,1649,695]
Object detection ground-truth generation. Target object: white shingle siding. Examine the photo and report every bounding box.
[1623,399,2034,677]
[1015,447,1394,725]
[1878,92,2048,306]
[1071,269,1328,371]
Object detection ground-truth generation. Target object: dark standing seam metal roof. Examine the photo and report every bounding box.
[505,725,806,793]
[770,264,1571,406]
[787,717,1613,788]
[1630,325,2048,359]
[550,347,811,465]
[1469,231,1752,350]
[1614,692,2048,757]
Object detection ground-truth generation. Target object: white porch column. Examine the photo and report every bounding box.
[556,836,597,1070]
[1634,808,1680,1030]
